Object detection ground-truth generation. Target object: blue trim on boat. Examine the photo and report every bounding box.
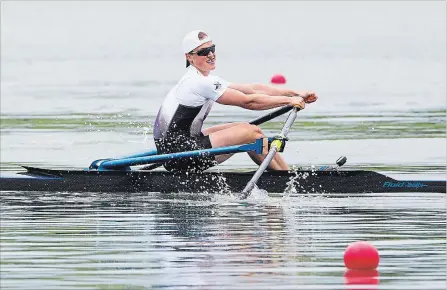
[96,139,264,170]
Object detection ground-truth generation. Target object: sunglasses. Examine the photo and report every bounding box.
[190,45,216,56]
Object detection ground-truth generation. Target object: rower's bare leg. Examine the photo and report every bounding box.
[202,122,245,135]
[202,122,244,163]
[207,123,289,170]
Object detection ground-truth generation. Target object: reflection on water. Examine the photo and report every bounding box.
[1,191,445,289]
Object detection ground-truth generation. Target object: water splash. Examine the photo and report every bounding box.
[283,165,319,196]
[245,185,269,201]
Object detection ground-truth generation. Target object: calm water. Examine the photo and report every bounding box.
[1,2,446,289]
[1,192,446,289]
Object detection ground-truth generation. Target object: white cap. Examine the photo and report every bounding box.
[181,30,212,54]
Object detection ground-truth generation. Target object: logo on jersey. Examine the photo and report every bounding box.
[214,81,221,90]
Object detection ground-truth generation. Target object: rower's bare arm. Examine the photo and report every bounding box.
[228,83,256,94]
[216,87,305,110]
[229,83,318,104]
[229,83,289,96]
[251,83,291,96]
[254,85,319,103]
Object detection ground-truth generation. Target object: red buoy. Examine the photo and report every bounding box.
[270,74,286,84]
[344,241,380,270]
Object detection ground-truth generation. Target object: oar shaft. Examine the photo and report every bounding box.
[242,147,278,193]
[241,107,300,198]
[249,105,293,125]
[278,108,299,136]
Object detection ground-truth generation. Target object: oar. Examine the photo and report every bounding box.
[249,105,293,125]
[139,105,293,171]
[240,107,300,199]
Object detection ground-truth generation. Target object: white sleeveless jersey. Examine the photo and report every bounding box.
[153,66,229,139]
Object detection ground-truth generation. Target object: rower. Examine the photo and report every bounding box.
[153,30,318,173]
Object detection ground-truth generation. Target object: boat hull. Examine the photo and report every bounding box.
[1,167,445,193]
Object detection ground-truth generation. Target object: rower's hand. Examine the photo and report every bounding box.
[289,96,306,109]
[287,90,318,104]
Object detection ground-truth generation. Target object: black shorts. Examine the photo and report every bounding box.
[154,133,217,172]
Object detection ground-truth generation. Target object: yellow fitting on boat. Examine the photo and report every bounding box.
[271,139,283,149]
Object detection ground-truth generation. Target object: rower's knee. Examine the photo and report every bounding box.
[247,124,263,140]
[236,123,264,143]
[252,125,263,136]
